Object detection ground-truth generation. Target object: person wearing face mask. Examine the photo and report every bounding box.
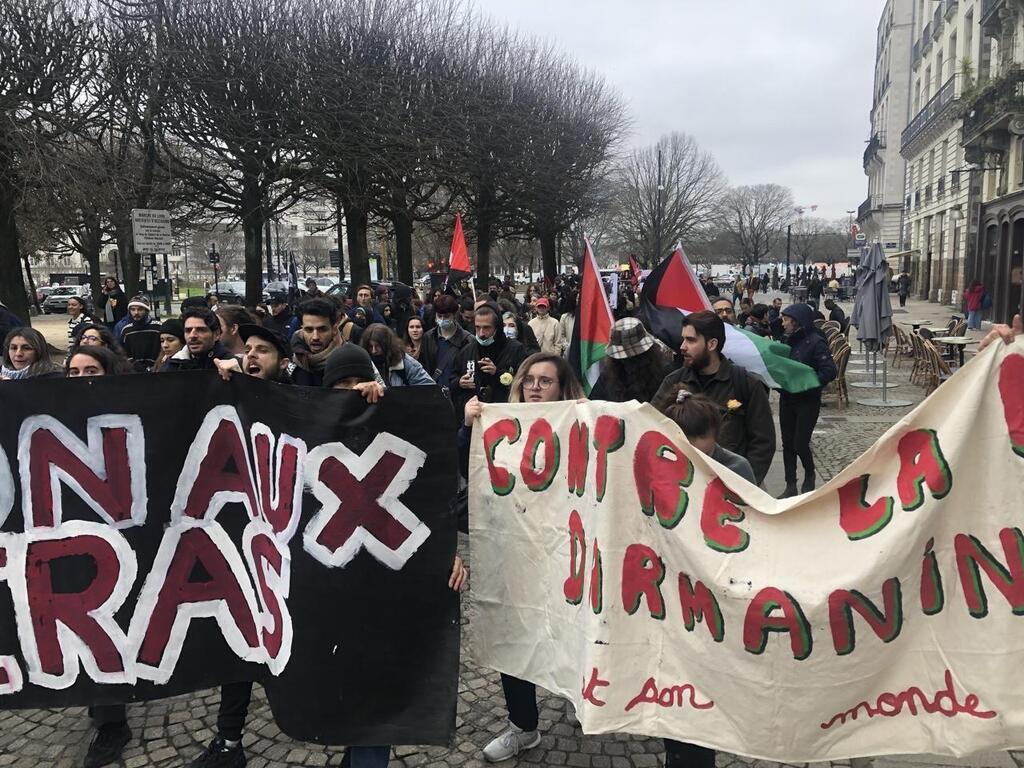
[360,323,434,387]
[497,299,539,354]
[450,302,527,423]
[424,294,473,388]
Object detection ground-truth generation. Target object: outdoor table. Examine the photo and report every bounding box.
[923,326,950,335]
[907,322,923,332]
[930,336,973,368]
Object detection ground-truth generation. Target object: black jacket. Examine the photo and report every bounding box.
[652,358,776,485]
[425,324,473,384]
[121,319,162,371]
[780,303,837,399]
[450,333,528,419]
[97,288,128,325]
[160,341,234,372]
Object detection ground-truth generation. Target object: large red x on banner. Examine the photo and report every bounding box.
[303,434,429,570]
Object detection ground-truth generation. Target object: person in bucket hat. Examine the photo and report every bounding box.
[590,317,673,404]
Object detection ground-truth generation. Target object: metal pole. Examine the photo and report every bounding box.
[786,224,791,286]
[655,145,663,264]
[881,353,889,403]
[162,253,171,315]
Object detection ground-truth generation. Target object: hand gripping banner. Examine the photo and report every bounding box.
[469,340,1024,762]
[0,373,460,747]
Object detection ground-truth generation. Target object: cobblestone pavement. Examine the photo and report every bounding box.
[4,299,1018,768]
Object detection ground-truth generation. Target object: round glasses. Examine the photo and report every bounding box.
[522,375,556,390]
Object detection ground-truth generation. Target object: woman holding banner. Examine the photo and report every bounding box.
[463,352,585,763]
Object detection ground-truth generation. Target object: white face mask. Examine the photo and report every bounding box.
[504,326,518,340]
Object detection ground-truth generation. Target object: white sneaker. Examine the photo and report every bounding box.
[482,724,542,762]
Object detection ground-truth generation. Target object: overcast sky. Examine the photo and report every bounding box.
[474,0,883,223]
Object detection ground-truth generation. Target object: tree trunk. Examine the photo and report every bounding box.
[0,181,30,324]
[343,197,370,287]
[21,254,39,316]
[335,196,346,283]
[114,213,140,297]
[392,207,414,286]
[540,229,558,286]
[241,184,264,306]
[475,184,495,288]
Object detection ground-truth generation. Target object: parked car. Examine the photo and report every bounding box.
[42,285,91,314]
[211,281,246,304]
[36,286,56,303]
[310,276,335,289]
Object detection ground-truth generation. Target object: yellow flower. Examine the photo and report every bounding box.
[726,399,742,411]
[499,372,514,386]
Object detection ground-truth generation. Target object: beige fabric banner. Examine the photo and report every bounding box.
[469,340,1024,762]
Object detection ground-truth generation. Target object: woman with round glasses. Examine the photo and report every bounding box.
[462,351,584,762]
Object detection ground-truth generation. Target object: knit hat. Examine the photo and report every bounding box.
[159,318,185,344]
[128,296,151,312]
[323,343,375,388]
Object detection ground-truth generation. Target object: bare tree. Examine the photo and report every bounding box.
[614,132,725,266]
[517,57,628,283]
[718,184,794,273]
[159,0,310,305]
[0,0,101,322]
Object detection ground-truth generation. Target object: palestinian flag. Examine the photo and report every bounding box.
[640,246,821,393]
[568,239,613,394]
[445,214,472,293]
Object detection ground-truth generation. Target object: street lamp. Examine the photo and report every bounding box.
[207,243,220,295]
[654,145,664,267]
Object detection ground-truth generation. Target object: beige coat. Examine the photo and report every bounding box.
[529,314,564,355]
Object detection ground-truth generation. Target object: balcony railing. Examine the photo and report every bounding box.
[858,196,883,221]
[944,0,958,20]
[863,132,886,167]
[922,23,933,53]
[963,67,1024,143]
[902,75,960,151]
[981,0,1004,28]
[913,39,922,66]
[932,5,943,39]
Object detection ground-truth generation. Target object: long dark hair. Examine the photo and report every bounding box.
[598,347,669,403]
[361,322,405,367]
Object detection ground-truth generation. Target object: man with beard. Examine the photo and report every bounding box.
[450,301,527,423]
[711,297,737,325]
[160,307,234,371]
[652,309,775,485]
[120,297,162,371]
[214,323,292,383]
[291,298,343,386]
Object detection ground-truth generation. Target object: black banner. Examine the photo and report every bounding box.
[0,373,460,746]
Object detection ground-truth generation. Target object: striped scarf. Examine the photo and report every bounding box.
[1,365,30,380]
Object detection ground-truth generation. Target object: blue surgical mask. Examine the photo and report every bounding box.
[477,334,495,347]
[438,317,455,331]
[504,326,518,340]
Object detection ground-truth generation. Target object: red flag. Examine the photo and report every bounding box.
[447,214,471,278]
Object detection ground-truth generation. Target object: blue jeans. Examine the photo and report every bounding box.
[968,309,982,330]
[346,746,391,768]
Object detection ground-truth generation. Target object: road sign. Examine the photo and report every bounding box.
[131,209,173,254]
[855,233,867,243]
[208,252,220,265]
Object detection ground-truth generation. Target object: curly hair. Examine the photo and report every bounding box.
[360,322,405,367]
[598,347,669,404]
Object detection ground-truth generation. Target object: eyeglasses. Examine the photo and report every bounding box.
[80,334,102,343]
[522,375,556,390]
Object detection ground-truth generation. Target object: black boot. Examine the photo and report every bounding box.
[84,722,131,768]
[801,473,816,493]
[187,736,247,768]
[781,482,798,498]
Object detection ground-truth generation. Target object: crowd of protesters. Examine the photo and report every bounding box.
[1,266,1020,768]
